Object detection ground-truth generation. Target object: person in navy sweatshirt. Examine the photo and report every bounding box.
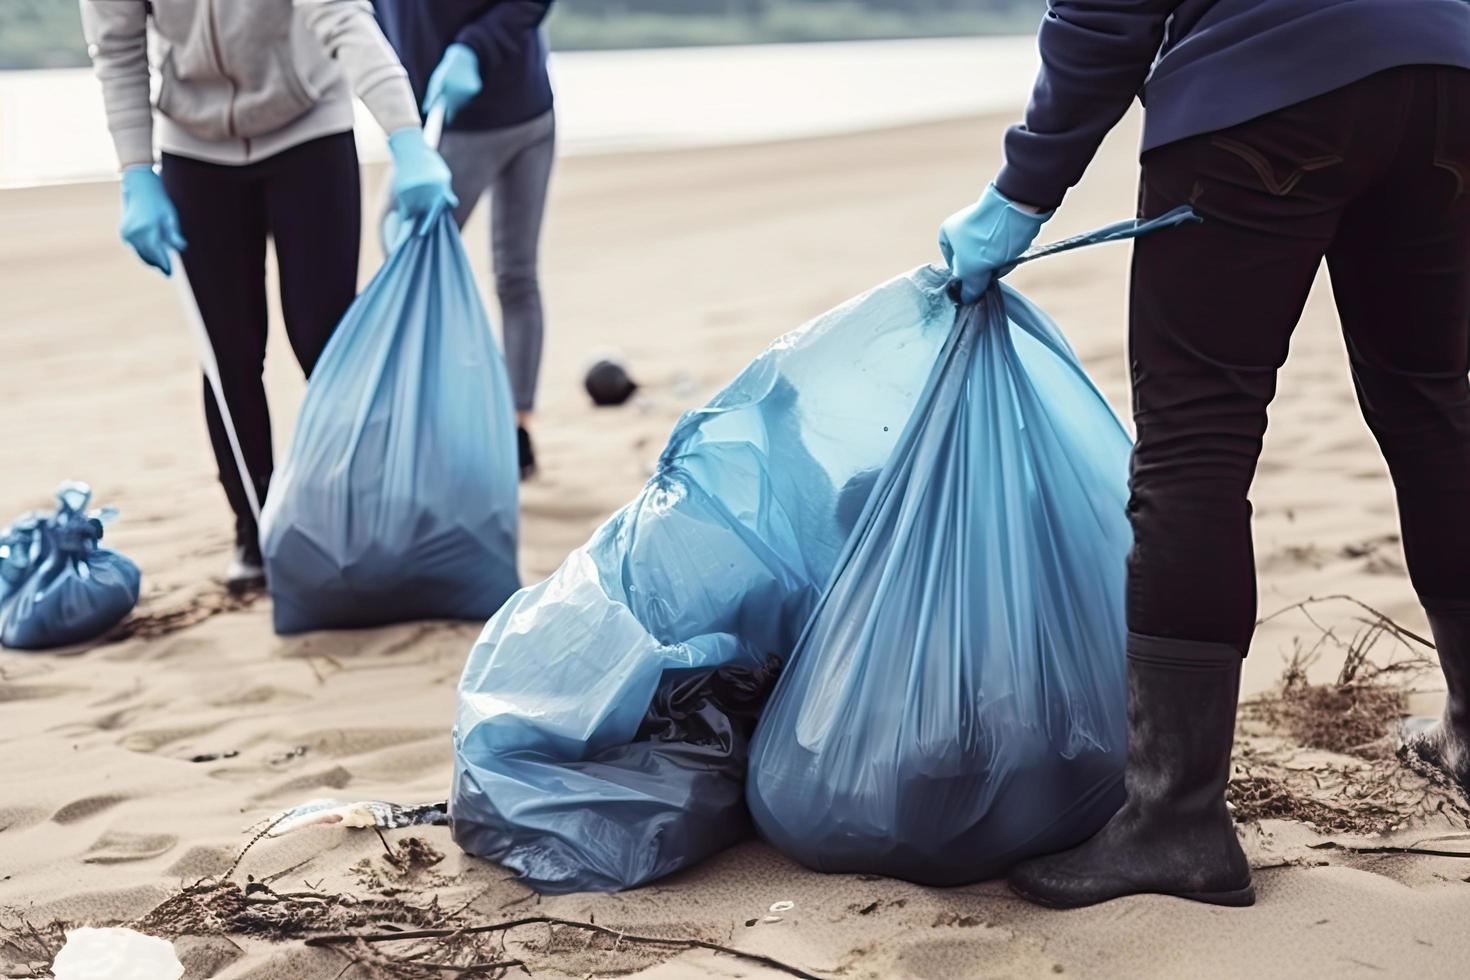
[374,0,555,479]
[938,2,1470,909]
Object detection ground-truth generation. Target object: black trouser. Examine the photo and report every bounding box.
[1129,66,1470,653]
[161,132,361,545]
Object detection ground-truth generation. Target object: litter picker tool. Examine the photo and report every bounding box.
[172,259,261,523]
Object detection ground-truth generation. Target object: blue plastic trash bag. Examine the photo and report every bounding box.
[745,209,1199,885]
[452,266,961,892]
[0,513,46,610]
[260,214,520,634]
[0,482,141,651]
[452,208,1196,893]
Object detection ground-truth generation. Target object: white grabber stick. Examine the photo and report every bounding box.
[172,257,262,524]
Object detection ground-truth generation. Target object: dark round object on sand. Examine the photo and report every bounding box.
[585,359,638,407]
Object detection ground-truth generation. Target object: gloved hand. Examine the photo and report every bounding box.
[387,128,458,236]
[423,42,482,125]
[119,165,186,276]
[938,184,1052,304]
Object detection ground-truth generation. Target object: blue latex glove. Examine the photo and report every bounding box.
[388,128,458,236]
[119,165,186,276]
[938,184,1052,304]
[424,42,482,125]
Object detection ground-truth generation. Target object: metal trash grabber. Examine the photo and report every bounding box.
[171,261,262,524]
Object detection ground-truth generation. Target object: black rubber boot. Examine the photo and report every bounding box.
[1399,608,1470,799]
[1008,633,1254,909]
[517,426,538,481]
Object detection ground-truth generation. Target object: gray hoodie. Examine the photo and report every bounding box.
[80,0,422,169]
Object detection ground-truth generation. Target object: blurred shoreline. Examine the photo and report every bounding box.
[0,35,1037,189]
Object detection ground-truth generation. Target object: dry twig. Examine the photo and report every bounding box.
[305,915,826,980]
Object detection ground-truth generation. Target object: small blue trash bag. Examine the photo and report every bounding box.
[452,265,960,892]
[0,514,46,610]
[260,214,520,634]
[451,209,1196,893]
[0,482,141,651]
[746,208,1199,885]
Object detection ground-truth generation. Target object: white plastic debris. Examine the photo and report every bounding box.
[769,901,795,913]
[52,927,183,980]
[253,798,449,837]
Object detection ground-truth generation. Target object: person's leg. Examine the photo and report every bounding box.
[1011,74,1391,908]
[160,152,272,580]
[489,111,555,421]
[438,129,500,230]
[489,111,555,477]
[263,133,362,377]
[1325,68,1470,794]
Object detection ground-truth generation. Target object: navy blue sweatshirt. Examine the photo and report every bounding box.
[997,0,1470,209]
[373,0,553,132]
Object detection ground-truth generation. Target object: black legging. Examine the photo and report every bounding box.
[162,132,361,543]
[1127,66,1470,653]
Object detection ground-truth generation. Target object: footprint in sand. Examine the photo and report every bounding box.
[103,635,214,663]
[892,932,1055,980]
[87,704,152,732]
[84,829,177,864]
[120,721,225,754]
[51,793,128,825]
[289,727,443,758]
[254,765,355,803]
[208,685,310,709]
[0,682,79,703]
[0,806,49,833]
[165,844,236,879]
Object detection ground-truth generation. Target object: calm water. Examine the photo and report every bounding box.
[0,36,1036,188]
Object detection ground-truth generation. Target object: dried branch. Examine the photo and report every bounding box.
[1309,841,1470,859]
[305,915,827,980]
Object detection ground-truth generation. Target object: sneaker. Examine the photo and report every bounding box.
[226,537,266,595]
[517,426,538,481]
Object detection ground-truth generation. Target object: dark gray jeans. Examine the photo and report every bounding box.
[441,109,555,413]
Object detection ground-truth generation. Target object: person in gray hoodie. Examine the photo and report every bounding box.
[80,0,457,591]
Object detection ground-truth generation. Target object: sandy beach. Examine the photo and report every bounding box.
[3,109,1470,978]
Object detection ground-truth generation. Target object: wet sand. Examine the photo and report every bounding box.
[3,111,1469,978]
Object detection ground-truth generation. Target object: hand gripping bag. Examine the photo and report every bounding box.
[452,265,962,892]
[0,482,141,650]
[745,209,1197,885]
[260,215,520,633]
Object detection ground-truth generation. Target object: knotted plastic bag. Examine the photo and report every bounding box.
[453,209,1195,892]
[0,482,141,651]
[452,266,959,892]
[260,215,520,633]
[745,210,1197,885]
[0,513,46,610]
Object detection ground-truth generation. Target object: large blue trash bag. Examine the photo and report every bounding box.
[0,482,141,651]
[452,209,1195,893]
[260,214,520,633]
[452,266,962,892]
[745,209,1198,886]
